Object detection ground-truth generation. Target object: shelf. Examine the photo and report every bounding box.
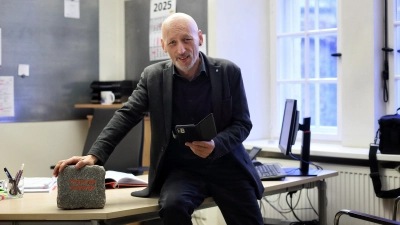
[74,103,123,109]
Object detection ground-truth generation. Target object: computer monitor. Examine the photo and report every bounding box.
[279,99,299,155]
[278,99,319,176]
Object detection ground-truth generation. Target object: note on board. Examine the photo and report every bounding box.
[64,0,80,19]
[18,64,29,77]
[0,76,15,117]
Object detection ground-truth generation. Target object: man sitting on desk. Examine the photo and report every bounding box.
[53,12,264,225]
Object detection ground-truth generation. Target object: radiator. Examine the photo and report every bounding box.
[258,159,400,225]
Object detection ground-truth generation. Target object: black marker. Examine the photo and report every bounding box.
[4,168,13,181]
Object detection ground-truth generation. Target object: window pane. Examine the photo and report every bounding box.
[308,0,316,30]
[275,0,338,138]
[309,34,338,78]
[309,83,337,127]
[317,0,337,29]
[278,36,305,79]
[278,0,305,33]
[396,0,400,21]
[278,83,305,124]
[396,25,400,109]
[395,26,400,76]
[396,80,400,111]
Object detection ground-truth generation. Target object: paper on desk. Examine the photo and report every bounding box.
[24,177,57,193]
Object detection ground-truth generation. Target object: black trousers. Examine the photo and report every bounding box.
[158,154,264,225]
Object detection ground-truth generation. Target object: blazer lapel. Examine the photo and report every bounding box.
[163,62,174,138]
[209,62,223,131]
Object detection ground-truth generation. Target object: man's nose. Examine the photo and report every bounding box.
[177,42,185,54]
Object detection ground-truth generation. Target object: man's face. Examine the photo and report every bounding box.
[161,20,203,76]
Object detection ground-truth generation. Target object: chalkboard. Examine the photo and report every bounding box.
[125,0,208,81]
[0,0,98,122]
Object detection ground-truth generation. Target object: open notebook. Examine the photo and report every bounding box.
[105,170,148,188]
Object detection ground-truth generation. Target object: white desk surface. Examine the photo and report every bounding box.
[0,171,337,221]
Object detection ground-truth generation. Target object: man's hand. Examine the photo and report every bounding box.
[185,140,215,158]
[52,155,98,177]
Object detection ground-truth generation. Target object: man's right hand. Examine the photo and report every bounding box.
[52,155,98,177]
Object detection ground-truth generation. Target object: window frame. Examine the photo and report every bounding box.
[388,0,400,112]
[269,0,341,142]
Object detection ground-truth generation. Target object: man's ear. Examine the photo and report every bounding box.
[161,39,166,52]
[198,30,204,46]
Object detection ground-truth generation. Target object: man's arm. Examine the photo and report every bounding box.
[87,72,150,165]
[212,66,252,159]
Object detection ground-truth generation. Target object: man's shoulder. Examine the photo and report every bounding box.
[144,59,172,72]
[203,54,239,70]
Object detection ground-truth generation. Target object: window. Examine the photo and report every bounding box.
[272,0,338,139]
[394,0,400,108]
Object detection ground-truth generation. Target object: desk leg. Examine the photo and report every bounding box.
[318,180,327,225]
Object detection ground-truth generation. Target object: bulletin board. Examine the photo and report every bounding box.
[0,0,98,122]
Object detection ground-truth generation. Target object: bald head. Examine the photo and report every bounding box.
[160,13,203,79]
[161,13,199,40]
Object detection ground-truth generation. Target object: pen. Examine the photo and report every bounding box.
[4,168,13,181]
[15,163,24,185]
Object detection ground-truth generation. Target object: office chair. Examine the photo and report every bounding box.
[51,109,148,175]
[81,109,149,175]
[334,196,400,225]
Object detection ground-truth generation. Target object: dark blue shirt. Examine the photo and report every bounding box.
[165,54,213,169]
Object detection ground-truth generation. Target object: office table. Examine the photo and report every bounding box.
[0,171,337,225]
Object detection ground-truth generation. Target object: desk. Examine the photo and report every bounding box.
[0,171,337,225]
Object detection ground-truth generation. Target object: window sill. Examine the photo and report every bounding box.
[243,139,400,162]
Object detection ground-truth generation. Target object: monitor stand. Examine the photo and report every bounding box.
[284,117,319,176]
[284,167,319,176]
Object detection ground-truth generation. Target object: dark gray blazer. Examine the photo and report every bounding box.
[88,52,264,199]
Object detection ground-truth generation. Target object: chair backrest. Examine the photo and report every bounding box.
[82,109,144,173]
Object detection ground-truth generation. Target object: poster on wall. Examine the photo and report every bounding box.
[149,0,176,61]
[0,76,15,117]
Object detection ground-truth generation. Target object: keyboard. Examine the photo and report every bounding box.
[253,162,287,181]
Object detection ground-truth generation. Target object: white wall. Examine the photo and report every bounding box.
[340,0,385,147]
[99,0,125,81]
[208,0,270,141]
[0,121,87,178]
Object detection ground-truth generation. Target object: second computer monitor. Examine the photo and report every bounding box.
[278,99,299,156]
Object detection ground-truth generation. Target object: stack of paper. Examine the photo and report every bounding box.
[24,177,57,193]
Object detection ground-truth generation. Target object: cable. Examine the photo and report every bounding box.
[262,196,290,220]
[289,153,323,170]
[286,191,303,222]
[262,190,319,223]
[306,189,318,216]
[382,0,392,102]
